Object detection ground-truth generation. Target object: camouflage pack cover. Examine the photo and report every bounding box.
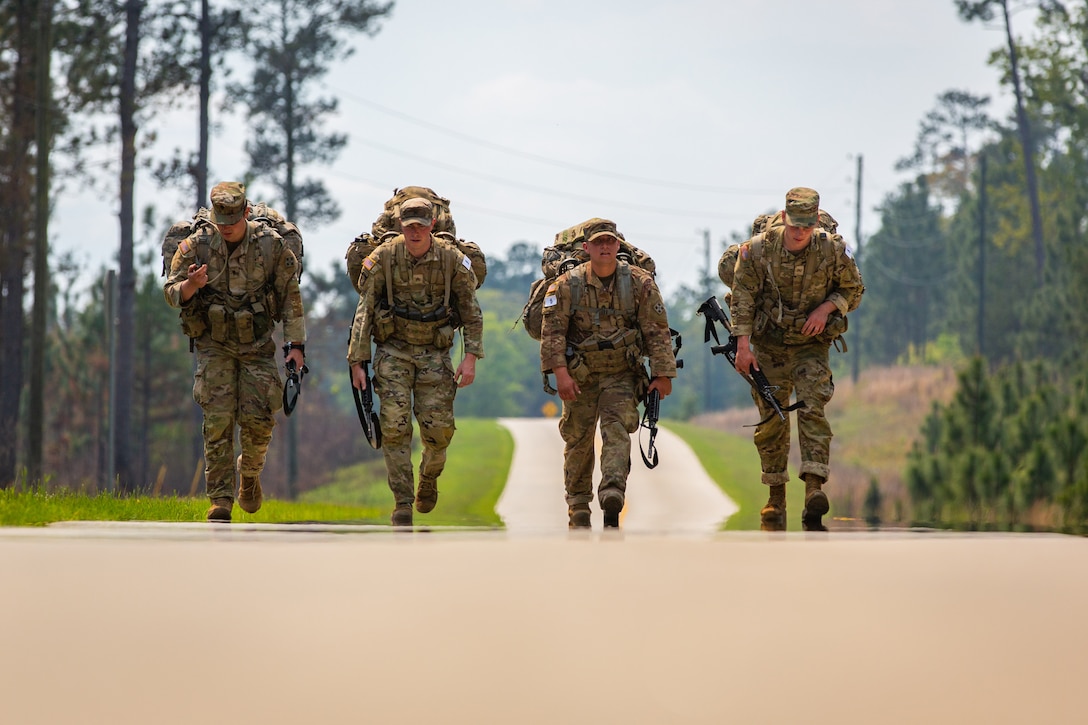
[347,188,485,294]
[160,201,304,281]
[717,209,839,289]
[520,218,657,341]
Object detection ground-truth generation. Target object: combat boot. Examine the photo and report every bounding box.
[391,504,414,527]
[802,474,829,526]
[415,476,438,514]
[600,489,624,528]
[206,497,233,522]
[568,505,591,529]
[237,462,263,514]
[760,484,786,529]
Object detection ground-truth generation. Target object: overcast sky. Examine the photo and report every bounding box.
[54,0,1021,297]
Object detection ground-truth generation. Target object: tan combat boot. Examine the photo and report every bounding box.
[599,489,624,528]
[415,477,438,514]
[568,504,591,529]
[760,484,786,530]
[206,497,233,522]
[391,503,414,527]
[237,473,263,514]
[802,474,829,526]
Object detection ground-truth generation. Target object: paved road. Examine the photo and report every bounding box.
[2,422,1087,724]
[496,417,737,533]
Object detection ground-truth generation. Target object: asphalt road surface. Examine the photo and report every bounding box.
[2,419,1086,725]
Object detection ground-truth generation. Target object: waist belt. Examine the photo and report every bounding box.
[391,304,448,323]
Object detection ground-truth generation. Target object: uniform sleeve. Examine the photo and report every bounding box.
[274,242,307,344]
[729,240,761,336]
[539,276,572,373]
[346,247,385,364]
[635,274,678,379]
[162,234,200,309]
[450,251,484,358]
[826,239,865,315]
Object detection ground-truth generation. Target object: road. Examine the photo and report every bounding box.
[496,417,737,533]
[1,420,1087,725]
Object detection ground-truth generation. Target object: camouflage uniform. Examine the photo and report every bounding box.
[163,183,306,505]
[540,251,677,511]
[729,188,864,491]
[346,234,483,509]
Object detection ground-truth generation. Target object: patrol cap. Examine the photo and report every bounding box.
[584,218,620,244]
[210,182,247,225]
[398,197,434,227]
[784,187,820,228]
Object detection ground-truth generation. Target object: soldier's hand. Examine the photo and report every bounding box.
[455,353,477,388]
[735,346,757,374]
[648,376,673,399]
[802,302,836,336]
[351,362,368,391]
[555,367,580,402]
[187,263,209,288]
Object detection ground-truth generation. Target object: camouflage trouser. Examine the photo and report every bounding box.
[192,344,282,501]
[749,337,834,486]
[558,370,640,507]
[373,343,457,506]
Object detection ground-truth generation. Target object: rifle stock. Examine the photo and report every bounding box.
[282,359,309,416]
[639,387,661,469]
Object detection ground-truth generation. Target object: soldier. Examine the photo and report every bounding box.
[163,181,307,522]
[540,218,677,529]
[347,197,484,526]
[730,187,865,530]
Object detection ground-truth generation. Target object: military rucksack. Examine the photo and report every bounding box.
[160,202,304,281]
[717,209,839,289]
[520,217,657,341]
[345,187,486,295]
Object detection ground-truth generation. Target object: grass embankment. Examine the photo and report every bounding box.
[300,418,512,526]
[1,419,512,528]
[664,420,807,531]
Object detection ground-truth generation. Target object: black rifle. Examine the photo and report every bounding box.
[351,362,382,449]
[282,358,309,416]
[639,388,661,469]
[697,295,805,426]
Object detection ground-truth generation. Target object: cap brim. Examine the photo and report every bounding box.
[784,212,818,228]
[400,217,431,227]
[586,231,619,243]
[212,210,245,225]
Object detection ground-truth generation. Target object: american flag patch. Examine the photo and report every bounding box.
[179,240,191,254]
[362,256,376,271]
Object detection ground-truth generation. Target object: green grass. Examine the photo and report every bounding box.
[0,419,512,528]
[301,417,513,526]
[0,486,384,527]
[663,420,806,531]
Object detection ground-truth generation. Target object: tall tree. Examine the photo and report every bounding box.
[955,0,1049,280]
[58,0,200,492]
[232,0,392,497]
[0,0,38,487]
[895,89,993,203]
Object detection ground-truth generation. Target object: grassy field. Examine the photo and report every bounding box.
[1,418,511,528]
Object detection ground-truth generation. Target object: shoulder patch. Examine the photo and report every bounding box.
[362,255,377,272]
[845,245,855,259]
[740,242,750,260]
[179,239,191,255]
[461,256,472,271]
[543,294,558,308]
[546,282,558,294]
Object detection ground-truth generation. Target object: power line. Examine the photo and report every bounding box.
[327,83,782,196]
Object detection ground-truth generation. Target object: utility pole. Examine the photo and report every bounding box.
[978,153,987,360]
[851,154,863,383]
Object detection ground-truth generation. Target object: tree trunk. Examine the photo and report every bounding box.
[28,0,54,487]
[0,0,37,488]
[1001,0,1045,280]
[114,0,145,493]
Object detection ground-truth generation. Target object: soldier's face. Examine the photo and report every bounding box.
[784,223,815,248]
[402,221,435,257]
[584,236,620,262]
[216,216,248,243]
